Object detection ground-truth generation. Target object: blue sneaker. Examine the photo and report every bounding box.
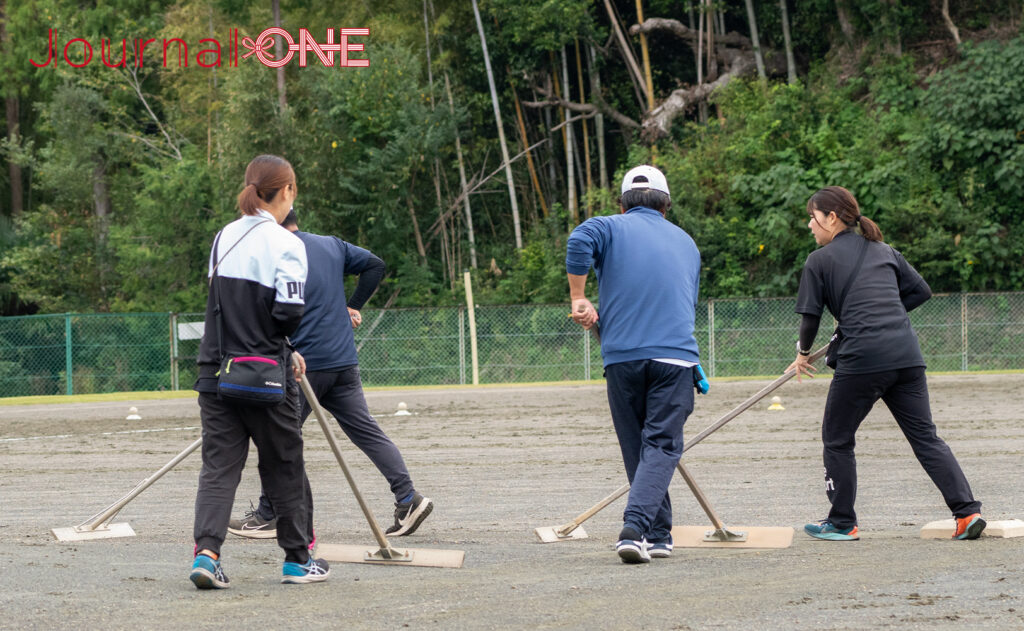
[282,557,330,584]
[190,554,229,589]
[804,520,859,541]
[615,526,650,564]
[646,536,673,558]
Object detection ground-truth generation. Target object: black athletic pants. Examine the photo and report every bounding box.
[822,366,981,529]
[194,379,311,564]
[256,366,414,524]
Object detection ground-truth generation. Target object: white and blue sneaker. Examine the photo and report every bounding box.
[190,553,230,589]
[615,526,650,564]
[646,536,673,558]
[282,557,330,584]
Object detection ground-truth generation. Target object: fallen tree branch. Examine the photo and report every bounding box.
[630,17,751,49]
[524,81,640,130]
[642,52,754,142]
[522,96,640,130]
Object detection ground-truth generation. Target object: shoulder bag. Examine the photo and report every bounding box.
[210,220,289,406]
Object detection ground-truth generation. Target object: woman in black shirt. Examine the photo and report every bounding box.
[787,186,984,541]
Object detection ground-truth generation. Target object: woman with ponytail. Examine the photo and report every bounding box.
[190,154,329,589]
[787,186,985,542]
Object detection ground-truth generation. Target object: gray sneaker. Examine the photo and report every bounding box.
[228,506,277,539]
[385,492,433,536]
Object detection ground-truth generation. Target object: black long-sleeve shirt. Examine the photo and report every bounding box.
[796,230,931,373]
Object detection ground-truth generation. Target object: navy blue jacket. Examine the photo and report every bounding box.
[566,207,701,367]
[290,231,384,371]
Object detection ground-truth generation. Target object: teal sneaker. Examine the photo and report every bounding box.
[282,557,330,584]
[804,520,859,541]
[190,554,230,589]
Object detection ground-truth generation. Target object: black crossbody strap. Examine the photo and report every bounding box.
[208,219,273,285]
[209,219,273,360]
[835,237,870,322]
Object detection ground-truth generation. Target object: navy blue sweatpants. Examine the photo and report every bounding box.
[257,366,415,521]
[605,360,695,542]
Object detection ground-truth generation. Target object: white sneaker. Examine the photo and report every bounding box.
[616,527,650,564]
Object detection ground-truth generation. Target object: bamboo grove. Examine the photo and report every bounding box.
[1,0,1023,315]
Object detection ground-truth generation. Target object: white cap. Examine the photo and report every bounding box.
[620,165,670,197]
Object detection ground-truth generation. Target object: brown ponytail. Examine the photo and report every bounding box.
[806,186,883,242]
[236,155,296,216]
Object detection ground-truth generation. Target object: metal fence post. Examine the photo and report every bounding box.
[583,325,591,381]
[170,313,179,391]
[961,293,968,372]
[707,300,716,378]
[459,306,466,385]
[64,313,73,396]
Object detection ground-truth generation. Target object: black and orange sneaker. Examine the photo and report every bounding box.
[953,513,986,540]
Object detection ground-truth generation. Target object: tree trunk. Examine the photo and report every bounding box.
[697,0,707,123]
[560,47,577,224]
[1,0,23,216]
[512,87,548,218]
[574,40,593,218]
[706,0,717,80]
[93,158,111,274]
[472,0,522,249]
[272,0,286,111]
[430,0,477,267]
[601,0,648,111]
[635,0,656,112]
[588,45,608,192]
[835,0,856,43]
[446,74,477,268]
[406,165,427,262]
[941,0,961,45]
[5,96,22,216]
[779,0,797,84]
[540,83,558,203]
[423,0,450,280]
[744,0,766,79]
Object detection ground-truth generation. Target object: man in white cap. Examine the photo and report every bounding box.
[566,165,702,563]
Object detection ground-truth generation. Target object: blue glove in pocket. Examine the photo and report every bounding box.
[693,364,709,395]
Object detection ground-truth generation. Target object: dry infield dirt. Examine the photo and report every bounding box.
[1,373,1022,630]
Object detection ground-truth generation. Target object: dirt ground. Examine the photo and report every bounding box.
[1,373,1022,630]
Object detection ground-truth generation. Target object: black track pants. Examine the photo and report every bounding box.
[821,366,981,528]
[194,380,310,563]
[256,366,415,528]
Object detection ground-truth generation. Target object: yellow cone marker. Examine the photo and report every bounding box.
[767,396,785,411]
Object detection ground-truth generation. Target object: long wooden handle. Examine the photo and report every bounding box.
[682,344,828,452]
[77,437,202,531]
[562,344,828,529]
[298,366,391,549]
[676,460,726,531]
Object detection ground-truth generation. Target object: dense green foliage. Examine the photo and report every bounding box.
[1,1,1022,315]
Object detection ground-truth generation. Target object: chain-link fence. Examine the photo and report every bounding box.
[2,293,1023,397]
